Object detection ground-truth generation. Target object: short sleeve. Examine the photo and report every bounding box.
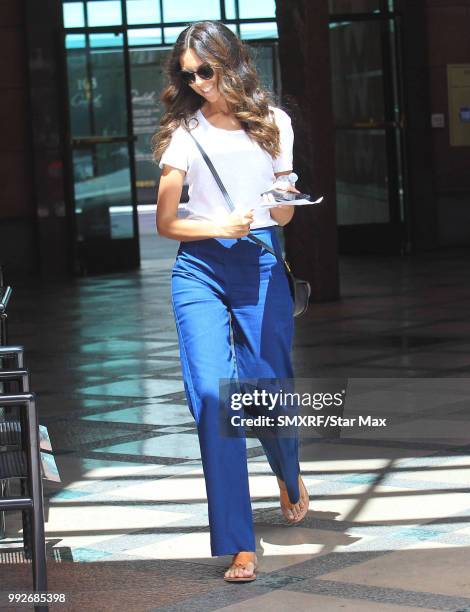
[271,107,294,173]
[158,126,189,172]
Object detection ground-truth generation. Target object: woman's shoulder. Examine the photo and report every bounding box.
[168,112,200,137]
[267,105,292,124]
[169,122,190,139]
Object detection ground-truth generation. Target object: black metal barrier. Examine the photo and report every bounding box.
[0,266,52,612]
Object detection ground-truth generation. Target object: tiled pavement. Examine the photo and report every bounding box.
[1,232,470,611]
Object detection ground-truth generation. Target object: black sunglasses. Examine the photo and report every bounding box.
[179,63,215,85]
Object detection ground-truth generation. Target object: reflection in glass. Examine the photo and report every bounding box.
[238,0,275,19]
[336,130,389,225]
[87,1,122,26]
[90,44,127,135]
[67,36,127,137]
[66,34,86,49]
[73,143,134,240]
[249,45,275,94]
[63,2,85,28]
[66,47,90,137]
[130,47,169,205]
[89,33,124,48]
[240,22,278,40]
[126,0,161,25]
[329,0,381,13]
[330,21,384,125]
[128,28,162,46]
[162,0,220,23]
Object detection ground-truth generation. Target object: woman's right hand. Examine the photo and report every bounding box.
[216,208,254,238]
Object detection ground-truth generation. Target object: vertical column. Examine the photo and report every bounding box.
[24,0,70,276]
[275,0,339,301]
[0,1,37,279]
[398,0,438,251]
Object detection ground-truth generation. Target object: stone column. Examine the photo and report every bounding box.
[0,1,37,280]
[399,0,438,251]
[275,0,340,301]
[25,0,70,277]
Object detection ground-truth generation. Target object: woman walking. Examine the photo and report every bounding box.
[153,20,309,582]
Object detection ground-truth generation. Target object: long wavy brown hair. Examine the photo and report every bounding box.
[152,20,283,165]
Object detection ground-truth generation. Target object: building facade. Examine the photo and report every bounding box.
[0,0,469,280]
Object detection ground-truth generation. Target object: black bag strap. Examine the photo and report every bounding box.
[184,126,292,271]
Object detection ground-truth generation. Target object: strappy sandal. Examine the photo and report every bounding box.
[277,475,309,524]
[223,553,258,582]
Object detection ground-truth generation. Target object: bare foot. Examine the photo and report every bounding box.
[224,551,257,581]
[277,474,309,523]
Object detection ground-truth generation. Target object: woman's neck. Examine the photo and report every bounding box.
[201,99,231,117]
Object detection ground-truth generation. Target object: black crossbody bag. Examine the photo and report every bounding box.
[184,128,311,318]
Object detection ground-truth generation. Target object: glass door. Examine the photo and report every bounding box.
[329,0,406,254]
[63,25,139,274]
[60,0,284,272]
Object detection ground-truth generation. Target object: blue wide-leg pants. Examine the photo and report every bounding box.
[171,226,300,557]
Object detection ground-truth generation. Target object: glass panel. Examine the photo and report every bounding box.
[128,28,162,46]
[66,34,86,49]
[73,143,133,240]
[163,26,187,44]
[126,0,161,24]
[329,0,382,13]
[336,129,389,225]
[90,48,127,135]
[65,26,138,274]
[238,0,275,19]
[240,22,278,40]
[89,32,124,48]
[66,46,91,136]
[330,21,384,124]
[130,48,169,205]
[63,2,85,28]
[87,1,122,26]
[248,45,275,94]
[225,0,237,19]
[66,36,127,137]
[162,0,220,23]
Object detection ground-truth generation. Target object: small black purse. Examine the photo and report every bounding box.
[184,128,311,318]
[283,261,311,318]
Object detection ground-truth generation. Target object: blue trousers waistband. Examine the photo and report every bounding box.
[177,225,283,262]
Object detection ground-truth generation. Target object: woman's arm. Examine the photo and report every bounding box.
[156,165,253,241]
[268,170,296,227]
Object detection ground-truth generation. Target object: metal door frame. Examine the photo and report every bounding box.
[59,6,140,275]
[330,0,409,254]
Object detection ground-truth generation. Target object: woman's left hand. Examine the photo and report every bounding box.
[262,179,300,208]
[274,179,301,193]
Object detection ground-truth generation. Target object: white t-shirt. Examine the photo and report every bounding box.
[158,105,294,230]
